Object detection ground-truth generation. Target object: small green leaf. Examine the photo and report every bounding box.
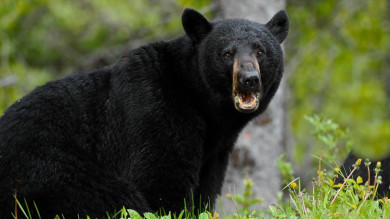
[144,212,158,219]
[160,212,172,219]
[127,209,142,219]
[198,212,209,219]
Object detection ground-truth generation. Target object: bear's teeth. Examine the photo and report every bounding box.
[241,92,254,104]
[233,92,259,112]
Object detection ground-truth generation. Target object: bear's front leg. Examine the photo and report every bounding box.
[194,151,231,212]
[134,139,204,214]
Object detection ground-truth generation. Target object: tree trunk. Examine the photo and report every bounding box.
[213,0,288,213]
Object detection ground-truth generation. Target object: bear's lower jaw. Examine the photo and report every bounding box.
[233,92,260,113]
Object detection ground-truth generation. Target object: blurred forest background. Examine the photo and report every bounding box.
[0,0,389,182]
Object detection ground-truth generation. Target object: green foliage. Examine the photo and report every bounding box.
[269,158,390,219]
[287,0,390,159]
[269,117,389,218]
[270,115,390,218]
[111,207,213,219]
[277,154,295,186]
[224,175,265,218]
[305,114,352,163]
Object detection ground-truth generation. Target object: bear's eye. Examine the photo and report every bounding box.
[223,52,233,59]
[257,51,264,57]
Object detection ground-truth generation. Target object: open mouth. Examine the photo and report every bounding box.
[233,91,261,113]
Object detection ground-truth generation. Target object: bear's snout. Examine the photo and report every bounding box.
[238,70,261,92]
[235,58,261,93]
[232,57,262,113]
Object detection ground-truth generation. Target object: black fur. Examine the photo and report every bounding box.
[0,9,288,218]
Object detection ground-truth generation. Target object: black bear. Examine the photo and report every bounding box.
[0,8,289,218]
[339,153,390,196]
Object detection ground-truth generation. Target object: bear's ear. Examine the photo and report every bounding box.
[182,8,212,43]
[265,10,289,43]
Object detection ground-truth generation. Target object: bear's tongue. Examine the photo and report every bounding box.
[241,92,254,104]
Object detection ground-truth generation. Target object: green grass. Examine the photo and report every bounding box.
[269,158,390,218]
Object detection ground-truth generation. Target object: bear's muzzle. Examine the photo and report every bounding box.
[232,56,262,113]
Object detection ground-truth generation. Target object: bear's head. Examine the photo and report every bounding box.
[182,8,288,114]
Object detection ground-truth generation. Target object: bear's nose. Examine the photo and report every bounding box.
[238,71,260,91]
